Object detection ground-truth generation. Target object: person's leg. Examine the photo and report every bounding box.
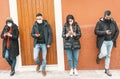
[66,49,73,68]
[4,49,16,76]
[73,49,79,75]
[33,44,40,71]
[10,57,16,76]
[73,49,79,68]
[96,41,107,64]
[66,49,74,75]
[4,49,12,66]
[41,44,47,76]
[11,57,16,71]
[105,41,113,76]
[41,44,47,70]
[99,42,107,58]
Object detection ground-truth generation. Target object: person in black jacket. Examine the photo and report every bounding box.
[62,14,81,76]
[1,17,19,76]
[31,13,52,76]
[94,10,119,76]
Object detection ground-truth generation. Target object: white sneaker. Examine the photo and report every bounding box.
[69,68,74,76]
[74,68,78,76]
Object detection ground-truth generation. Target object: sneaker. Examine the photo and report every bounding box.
[69,68,74,76]
[42,70,46,76]
[74,68,78,76]
[36,65,40,72]
[96,54,101,64]
[10,70,15,76]
[105,69,112,76]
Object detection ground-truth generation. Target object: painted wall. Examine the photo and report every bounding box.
[62,0,120,69]
[0,0,10,70]
[1,0,120,70]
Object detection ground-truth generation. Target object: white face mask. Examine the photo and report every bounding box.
[69,20,73,25]
[37,20,43,24]
[7,23,12,27]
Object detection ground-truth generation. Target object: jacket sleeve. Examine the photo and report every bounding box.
[73,24,81,40]
[112,21,119,41]
[11,25,19,40]
[31,25,38,39]
[62,24,70,40]
[94,22,106,36]
[1,25,9,40]
[47,24,52,45]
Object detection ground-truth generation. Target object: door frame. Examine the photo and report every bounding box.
[8,0,64,71]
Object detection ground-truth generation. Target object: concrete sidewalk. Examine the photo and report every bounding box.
[0,70,120,79]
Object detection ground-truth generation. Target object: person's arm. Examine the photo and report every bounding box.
[94,22,106,36]
[112,21,119,41]
[10,24,19,40]
[1,25,9,39]
[47,24,52,46]
[31,25,40,38]
[73,23,81,40]
[62,24,70,40]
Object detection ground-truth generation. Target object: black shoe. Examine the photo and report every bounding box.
[105,69,112,76]
[10,70,15,76]
[96,54,101,64]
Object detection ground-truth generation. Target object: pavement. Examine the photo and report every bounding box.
[0,70,120,79]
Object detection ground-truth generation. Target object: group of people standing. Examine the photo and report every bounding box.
[1,10,119,77]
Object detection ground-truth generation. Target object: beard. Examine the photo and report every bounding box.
[105,19,111,23]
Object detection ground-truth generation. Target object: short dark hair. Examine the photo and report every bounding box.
[36,13,42,17]
[104,10,111,16]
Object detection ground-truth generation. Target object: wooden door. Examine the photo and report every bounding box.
[17,0,57,65]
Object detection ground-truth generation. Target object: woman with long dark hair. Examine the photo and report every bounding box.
[62,14,81,76]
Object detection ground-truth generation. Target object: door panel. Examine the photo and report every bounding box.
[17,0,57,65]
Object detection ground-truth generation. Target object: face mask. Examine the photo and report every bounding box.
[37,20,43,24]
[7,23,12,27]
[69,22,72,25]
[69,22,73,25]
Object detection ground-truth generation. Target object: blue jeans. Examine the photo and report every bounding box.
[33,44,47,70]
[66,49,79,68]
[98,41,113,69]
[4,49,16,70]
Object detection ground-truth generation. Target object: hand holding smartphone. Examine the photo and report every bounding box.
[35,32,40,37]
[106,30,112,35]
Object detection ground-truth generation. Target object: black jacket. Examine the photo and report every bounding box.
[1,24,19,58]
[95,18,119,49]
[62,22,81,49]
[31,20,52,47]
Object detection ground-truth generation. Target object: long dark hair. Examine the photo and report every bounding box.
[66,14,75,25]
[66,14,76,31]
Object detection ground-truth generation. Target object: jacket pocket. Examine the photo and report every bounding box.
[64,41,72,49]
[72,40,80,49]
